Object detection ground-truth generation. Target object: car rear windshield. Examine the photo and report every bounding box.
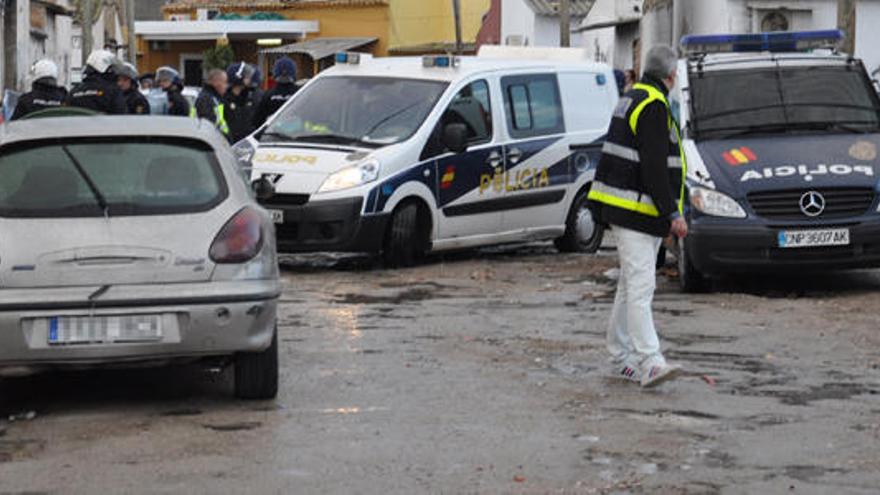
[0,138,227,218]
[690,64,880,140]
[262,76,449,147]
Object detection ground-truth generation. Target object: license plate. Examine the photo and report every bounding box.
[268,209,284,224]
[48,315,163,345]
[778,228,850,249]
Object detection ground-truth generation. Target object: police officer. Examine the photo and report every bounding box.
[139,73,155,91]
[117,63,151,115]
[587,45,688,388]
[66,50,127,114]
[223,62,259,143]
[155,66,189,117]
[10,59,67,120]
[193,68,229,137]
[253,57,299,128]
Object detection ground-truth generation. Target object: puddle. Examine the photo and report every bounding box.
[655,307,695,317]
[203,421,262,432]
[160,408,203,417]
[746,383,878,406]
[334,287,450,305]
[0,439,45,463]
[663,334,738,347]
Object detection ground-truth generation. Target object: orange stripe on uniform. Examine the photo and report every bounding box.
[740,147,757,161]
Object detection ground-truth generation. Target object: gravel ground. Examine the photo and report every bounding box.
[1,238,879,494]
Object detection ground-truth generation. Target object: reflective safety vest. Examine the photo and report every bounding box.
[588,82,687,219]
[191,96,230,136]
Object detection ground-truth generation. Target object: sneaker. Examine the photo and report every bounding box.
[614,362,642,383]
[640,363,683,388]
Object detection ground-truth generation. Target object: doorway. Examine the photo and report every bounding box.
[180,54,204,87]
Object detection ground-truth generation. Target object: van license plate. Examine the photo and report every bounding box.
[48,315,163,345]
[268,209,284,224]
[778,228,850,248]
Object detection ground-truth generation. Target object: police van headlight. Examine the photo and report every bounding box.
[690,187,747,218]
[318,159,381,193]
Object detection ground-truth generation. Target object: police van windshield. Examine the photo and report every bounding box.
[261,76,448,148]
[690,65,880,141]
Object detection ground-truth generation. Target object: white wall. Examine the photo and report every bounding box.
[501,0,536,45]
[856,0,880,76]
[580,0,615,63]
[14,0,29,91]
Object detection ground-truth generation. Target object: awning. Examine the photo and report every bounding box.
[261,37,378,60]
[574,17,640,33]
[135,20,320,41]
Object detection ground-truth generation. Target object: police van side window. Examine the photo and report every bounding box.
[502,74,565,138]
[420,80,493,160]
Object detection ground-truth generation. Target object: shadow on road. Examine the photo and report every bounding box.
[278,242,617,274]
[0,365,237,417]
[710,270,880,298]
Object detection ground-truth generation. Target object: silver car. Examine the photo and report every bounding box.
[0,116,280,399]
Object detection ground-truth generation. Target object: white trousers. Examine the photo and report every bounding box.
[607,226,665,367]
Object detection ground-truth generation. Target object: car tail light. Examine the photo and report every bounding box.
[210,207,264,264]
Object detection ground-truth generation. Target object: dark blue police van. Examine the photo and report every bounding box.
[672,30,880,291]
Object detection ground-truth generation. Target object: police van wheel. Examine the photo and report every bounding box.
[678,237,709,293]
[555,190,605,253]
[383,202,425,268]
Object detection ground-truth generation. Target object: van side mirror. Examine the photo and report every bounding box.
[251,177,276,201]
[442,123,469,154]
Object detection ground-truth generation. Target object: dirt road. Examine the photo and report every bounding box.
[2,241,879,494]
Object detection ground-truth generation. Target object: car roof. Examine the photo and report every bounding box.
[321,55,611,83]
[0,116,227,148]
[686,51,852,72]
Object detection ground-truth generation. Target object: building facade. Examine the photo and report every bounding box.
[1,0,127,97]
[577,0,641,70]
[139,0,491,85]
[633,0,880,76]
[500,0,593,47]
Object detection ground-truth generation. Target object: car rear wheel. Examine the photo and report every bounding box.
[383,202,425,268]
[234,328,279,400]
[555,187,605,253]
[678,237,709,293]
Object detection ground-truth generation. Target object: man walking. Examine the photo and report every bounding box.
[587,45,688,388]
[193,69,230,138]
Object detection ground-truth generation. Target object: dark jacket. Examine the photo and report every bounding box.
[252,82,297,128]
[194,85,224,124]
[66,72,127,115]
[123,88,151,115]
[589,76,681,237]
[10,81,67,120]
[224,87,259,143]
[165,86,190,117]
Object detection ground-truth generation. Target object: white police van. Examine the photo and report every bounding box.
[672,30,880,291]
[234,47,617,265]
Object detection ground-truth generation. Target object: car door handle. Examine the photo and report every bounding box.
[486,151,503,168]
[507,148,523,164]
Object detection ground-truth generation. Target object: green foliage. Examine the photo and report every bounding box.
[204,44,235,72]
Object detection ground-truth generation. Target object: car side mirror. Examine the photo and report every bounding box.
[251,177,276,201]
[442,123,469,154]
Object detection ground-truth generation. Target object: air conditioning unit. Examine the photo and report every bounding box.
[197,9,221,21]
[505,35,529,46]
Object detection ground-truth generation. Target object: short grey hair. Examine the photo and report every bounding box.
[643,45,678,80]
